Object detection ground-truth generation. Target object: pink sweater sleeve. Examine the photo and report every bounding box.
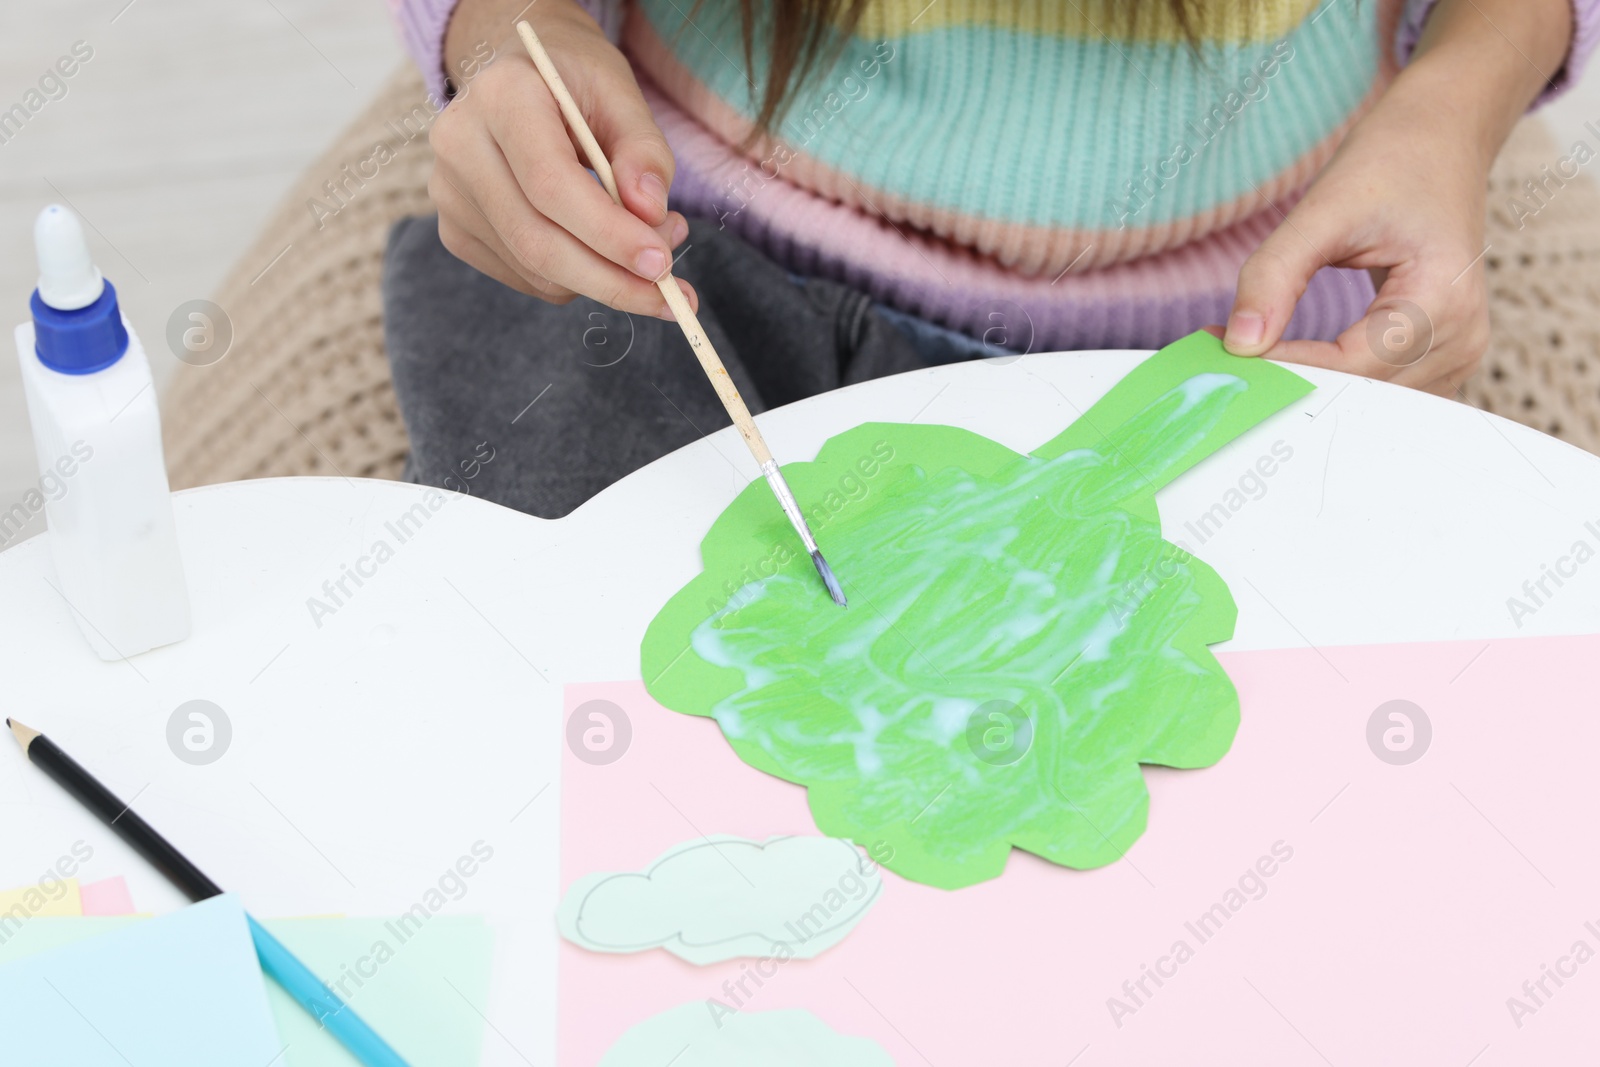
[386,0,624,102]
[1397,0,1600,108]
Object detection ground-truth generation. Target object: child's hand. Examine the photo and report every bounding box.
[1222,80,1489,396]
[429,0,696,318]
[1223,0,1572,396]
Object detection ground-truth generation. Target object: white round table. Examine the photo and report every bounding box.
[2,352,1597,1063]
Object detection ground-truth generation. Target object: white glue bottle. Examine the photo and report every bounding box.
[13,204,190,660]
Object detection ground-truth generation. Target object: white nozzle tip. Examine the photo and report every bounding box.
[34,204,104,311]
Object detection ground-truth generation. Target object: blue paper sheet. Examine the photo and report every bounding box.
[0,892,283,1066]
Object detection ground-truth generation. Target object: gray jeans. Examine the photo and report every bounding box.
[383,216,972,518]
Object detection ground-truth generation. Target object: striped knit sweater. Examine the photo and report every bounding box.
[390,0,1600,350]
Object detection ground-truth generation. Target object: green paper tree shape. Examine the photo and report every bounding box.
[641,333,1313,889]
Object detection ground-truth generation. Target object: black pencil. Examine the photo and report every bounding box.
[6,717,411,1067]
[6,718,222,900]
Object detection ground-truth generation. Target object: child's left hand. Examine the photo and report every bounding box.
[1221,0,1573,397]
[1222,79,1489,397]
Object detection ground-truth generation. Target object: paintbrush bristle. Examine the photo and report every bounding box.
[811,550,848,607]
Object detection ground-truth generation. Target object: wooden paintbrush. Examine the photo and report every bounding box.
[514,19,848,608]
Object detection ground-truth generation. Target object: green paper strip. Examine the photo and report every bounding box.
[642,333,1312,889]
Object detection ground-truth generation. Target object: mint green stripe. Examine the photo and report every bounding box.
[637,0,1378,230]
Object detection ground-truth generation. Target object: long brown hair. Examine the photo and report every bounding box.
[733,0,1207,136]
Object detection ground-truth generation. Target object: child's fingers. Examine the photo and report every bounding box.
[670,276,699,316]
[1252,278,1444,383]
[1339,267,1486,392]
[1255,272,1485,394]
[434,158,699,319]
[434,136,680,317]
[1249,337,1395,381]
[430,167,573,301]
[486,62,677,284]
[433,158,700,321]
[439,199,699,320]
[1225,211,1345,357]
[584,62,678,227]
[436,214,570,301]
[661,211,689,249]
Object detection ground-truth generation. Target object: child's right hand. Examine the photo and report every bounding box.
[430,0,696,319]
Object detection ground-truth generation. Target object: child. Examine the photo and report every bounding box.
[382,0,1590,516]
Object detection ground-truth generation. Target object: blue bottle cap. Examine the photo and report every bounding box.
[31,280,129,375]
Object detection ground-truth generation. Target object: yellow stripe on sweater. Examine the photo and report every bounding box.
[849,0,1323,43]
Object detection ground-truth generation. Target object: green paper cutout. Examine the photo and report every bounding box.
[641,332,1313,889]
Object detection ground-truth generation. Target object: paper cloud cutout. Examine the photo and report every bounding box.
[558,835,883,965]
[600,1002,893,1066]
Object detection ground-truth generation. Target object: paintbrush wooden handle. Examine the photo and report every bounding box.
[515,20,774,467]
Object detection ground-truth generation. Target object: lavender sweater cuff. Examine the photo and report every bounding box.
[1397,0,1600,107]
[385,0,623,102]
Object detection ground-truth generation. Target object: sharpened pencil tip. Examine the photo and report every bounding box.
[7,718,40,751]
[811,551,847,607]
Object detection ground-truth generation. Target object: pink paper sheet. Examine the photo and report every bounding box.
[561,636,1600,1064]
[79,876,135,917]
